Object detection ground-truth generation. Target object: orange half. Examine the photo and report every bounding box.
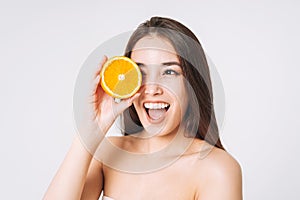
[100,56,142,99]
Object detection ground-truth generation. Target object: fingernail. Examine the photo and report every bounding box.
[95,75,100,83]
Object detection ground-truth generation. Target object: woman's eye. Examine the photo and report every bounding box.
[141,71,146,77]
[163,69,179,76]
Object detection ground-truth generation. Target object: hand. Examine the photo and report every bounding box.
[73,55,140,152]
[92,56,140,134]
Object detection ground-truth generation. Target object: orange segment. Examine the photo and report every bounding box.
[100,56,142,99]
[113,68,140,96]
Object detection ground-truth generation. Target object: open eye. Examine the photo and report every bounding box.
[140,69,147,77]
[141,70,146,76]
[163,69,180,76]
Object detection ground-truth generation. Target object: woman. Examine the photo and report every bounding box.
[44,16,242,200]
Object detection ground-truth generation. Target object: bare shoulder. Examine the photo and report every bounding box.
[191,142,243,199]
[202,145,241,175]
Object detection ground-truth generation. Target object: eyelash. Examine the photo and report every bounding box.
[140,69,180,77]
[163,69,180,76]
[141,71,146,76]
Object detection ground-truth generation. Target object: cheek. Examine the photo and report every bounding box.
[168,84,189,117]
[177,86,189,115]
[160,77,185,93]
[132,97,146,120]
[179,96,189,118]
[168,80,188,102]
[133,101,142,114]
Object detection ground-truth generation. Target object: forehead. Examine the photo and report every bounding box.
[131,36,179,65]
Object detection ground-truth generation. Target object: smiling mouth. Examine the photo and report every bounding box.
[144,102,170,121]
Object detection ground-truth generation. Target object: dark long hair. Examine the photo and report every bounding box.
[123,16,224,150]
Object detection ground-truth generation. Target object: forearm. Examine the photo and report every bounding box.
[43,136,95,200]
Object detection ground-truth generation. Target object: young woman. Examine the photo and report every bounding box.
[44,16,242,200]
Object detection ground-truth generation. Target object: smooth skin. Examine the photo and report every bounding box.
[43,37,242,200]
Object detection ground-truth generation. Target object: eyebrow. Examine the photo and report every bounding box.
[136,61,181,67]
[162,61,181,67]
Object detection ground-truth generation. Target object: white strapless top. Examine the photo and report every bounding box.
[102,196,115,200]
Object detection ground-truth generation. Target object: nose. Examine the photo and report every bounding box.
[144,83,163,96]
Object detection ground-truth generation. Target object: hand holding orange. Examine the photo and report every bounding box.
[100,56,142,100]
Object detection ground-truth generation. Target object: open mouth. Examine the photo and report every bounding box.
[144,102,170,121]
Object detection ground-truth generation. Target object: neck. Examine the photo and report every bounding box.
[130,126,194,154]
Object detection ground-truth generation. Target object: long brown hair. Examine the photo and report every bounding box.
[123,16,224,150]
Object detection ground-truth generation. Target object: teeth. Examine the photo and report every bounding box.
[144,102,170,109]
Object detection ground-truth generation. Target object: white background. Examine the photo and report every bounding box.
[1,0,299,199]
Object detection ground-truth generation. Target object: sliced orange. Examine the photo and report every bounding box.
[100,56,142,99]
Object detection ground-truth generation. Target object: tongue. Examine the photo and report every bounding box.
[148,109,166,120]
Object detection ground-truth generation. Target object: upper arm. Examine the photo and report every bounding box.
[196,150,243,200]
[80,158,103,200]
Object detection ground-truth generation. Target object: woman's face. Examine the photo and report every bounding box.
[131,36,189,137]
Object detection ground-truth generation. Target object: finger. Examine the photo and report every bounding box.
[113,93,141,117]
[92,55,108,94]
[94,55,108,79]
